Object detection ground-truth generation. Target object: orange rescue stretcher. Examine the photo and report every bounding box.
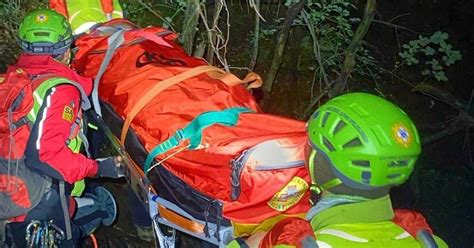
[72,19,312,247]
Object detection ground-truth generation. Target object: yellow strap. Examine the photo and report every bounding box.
[120,65,262,144]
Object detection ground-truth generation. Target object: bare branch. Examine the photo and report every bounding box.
[263,0,306,97]
[330,0,376,97]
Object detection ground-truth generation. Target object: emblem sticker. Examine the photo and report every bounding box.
[36,14,48,23]
[62,105,74,122]
[392,123,412,147]
[268,176,309,212]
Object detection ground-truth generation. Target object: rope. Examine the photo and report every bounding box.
[146,144,190,174]
[89,234,99,248]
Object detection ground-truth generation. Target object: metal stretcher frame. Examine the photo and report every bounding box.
[93,102,234,248]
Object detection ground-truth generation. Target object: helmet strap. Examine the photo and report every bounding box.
[309,178,342,205]
[308,149,342,205]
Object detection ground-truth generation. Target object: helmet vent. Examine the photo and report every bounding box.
[388,160,409,167]
[332,120,346,135]
[321,112,330,127]
[361,171,371,184]
[34,32,50,37]
[322,137,336,151]
[387,174,401,179]
[352,160,370,167]
[343,137,362,148]
[311,111,320,120]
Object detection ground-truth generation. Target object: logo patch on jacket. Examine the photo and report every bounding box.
[268,176,309,212]
[62,105,74,122]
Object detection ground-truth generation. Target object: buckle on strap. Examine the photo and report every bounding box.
[12,117,30,130]
[230,150,250,201]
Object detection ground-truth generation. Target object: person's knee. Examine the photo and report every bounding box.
[73,186,117,236]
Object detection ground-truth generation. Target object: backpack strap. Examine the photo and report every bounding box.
[0,220,6,246]
[59,181,73,241]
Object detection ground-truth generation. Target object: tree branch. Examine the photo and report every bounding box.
[181,0,201,54]
[263,0,306,97]
[329,0,376,97]
[248,0,262,70]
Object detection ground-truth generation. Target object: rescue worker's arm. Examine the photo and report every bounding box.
[25,85,98,184]
[100,0,114,17]
[49,0,68,17]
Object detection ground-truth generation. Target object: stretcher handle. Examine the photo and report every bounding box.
[120,65,262,144]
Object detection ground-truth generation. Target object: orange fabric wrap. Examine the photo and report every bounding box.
[73,20,311,224]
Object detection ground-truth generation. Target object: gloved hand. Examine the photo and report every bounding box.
[96,156,124,178]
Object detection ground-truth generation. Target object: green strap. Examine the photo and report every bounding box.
[144,107,253,173]
[321,178,342,190]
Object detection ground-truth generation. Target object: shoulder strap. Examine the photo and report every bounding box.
[0,220,6,246]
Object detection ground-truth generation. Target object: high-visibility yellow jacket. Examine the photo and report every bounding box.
[50,0,123,34]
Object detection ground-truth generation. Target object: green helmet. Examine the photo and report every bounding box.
[307,93,421,190]
[18,9,72,56]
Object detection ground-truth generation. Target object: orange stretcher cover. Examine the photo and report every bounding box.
[73,20,311,224]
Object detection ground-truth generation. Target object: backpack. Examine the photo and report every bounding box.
[0,69,51,222]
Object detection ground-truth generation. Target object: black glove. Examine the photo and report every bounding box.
[96,157,124,178]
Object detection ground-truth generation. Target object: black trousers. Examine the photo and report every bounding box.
[6,185,81,247]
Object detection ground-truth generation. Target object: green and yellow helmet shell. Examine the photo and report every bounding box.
[18,9,72,55]
[307,93,421,190]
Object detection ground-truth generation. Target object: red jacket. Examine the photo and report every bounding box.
[7,55,98,184]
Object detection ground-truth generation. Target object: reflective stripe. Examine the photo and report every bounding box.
[36,88,56,149]
[69,7,109,34]
[33,91,43,106]
[395,231,411,240]
[74,22,98,35]
[69,8,103,22]
[316,240,332,248]
[112,10,123,17]
[318,229,369,242]
[68,10,82,24]
[29,91,44,121]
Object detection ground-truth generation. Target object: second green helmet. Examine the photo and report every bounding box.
[307,93,421,190]
[18,9,72,56]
